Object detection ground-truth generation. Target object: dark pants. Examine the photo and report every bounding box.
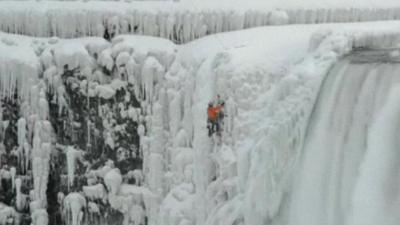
[208,118,220,137]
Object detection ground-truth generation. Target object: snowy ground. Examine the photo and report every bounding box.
[2,19,400,225]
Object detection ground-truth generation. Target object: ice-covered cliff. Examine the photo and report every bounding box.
[2,19,400,225]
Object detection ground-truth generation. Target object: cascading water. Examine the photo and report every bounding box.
[289,49,400,225]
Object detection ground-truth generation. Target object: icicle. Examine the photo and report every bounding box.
[126,57,139,84]
[40,49,55,69]
[43,66,58,91]
[16,178,23,210]
[39,91,49,120]
[17,118,27,147]
[224,97,237,134]
[66,146,78,189]
[168,90,182,137]
[142,57,165,103]
[104,168,122,195]
[63,193,86,225]
[10,167,16,191]
[30,85,40,114]
[24,141,30,173]
[57,86,68,116]
[0,144,4,169]
[57,192,65,206]
[138,124,145,138]
[31,118,52,211]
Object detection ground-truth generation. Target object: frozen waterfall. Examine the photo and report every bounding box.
[289,49,400,225]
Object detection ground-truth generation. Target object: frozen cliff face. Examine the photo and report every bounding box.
[2,20,400,225]
[0,33,177,225]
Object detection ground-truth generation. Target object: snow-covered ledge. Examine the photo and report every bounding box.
[0,36,40,101]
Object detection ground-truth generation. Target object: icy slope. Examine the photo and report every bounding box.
[2,21,400,225]
[288,50,400,225]
[2,1,400,41]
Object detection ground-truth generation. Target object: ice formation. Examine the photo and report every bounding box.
[104,168,123,195]
[15,178,28,211]
[31,209,49,225]
[64,193,86,225]
[83,184,107,202]
[66,146,84,188]
[1,1,400,43]
[1,4,400,224]
[0,203,17,225]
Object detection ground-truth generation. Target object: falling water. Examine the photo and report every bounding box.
[289,49,400,225]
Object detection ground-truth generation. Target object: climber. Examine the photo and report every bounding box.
[207,101,225,137]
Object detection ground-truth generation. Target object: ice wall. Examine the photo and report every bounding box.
[1,1,400,42]
[170,25,400,225]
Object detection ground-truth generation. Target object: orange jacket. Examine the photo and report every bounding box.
[208,105,222,121]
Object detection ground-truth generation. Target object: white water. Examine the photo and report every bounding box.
[289,50,400,225]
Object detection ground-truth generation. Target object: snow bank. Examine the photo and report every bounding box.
[2,1,400,42]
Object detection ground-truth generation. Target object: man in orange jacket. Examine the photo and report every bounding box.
[207,102,224,137]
